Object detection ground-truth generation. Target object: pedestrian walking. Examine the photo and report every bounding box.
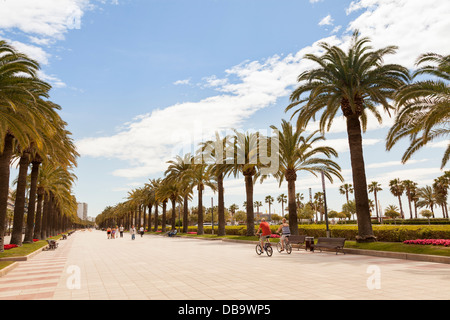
[119,225,124,238]
[139,226,144,237]
[130,225,136,240]
[106,227,111,239]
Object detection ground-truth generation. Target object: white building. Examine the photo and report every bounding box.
[77,202,88,220]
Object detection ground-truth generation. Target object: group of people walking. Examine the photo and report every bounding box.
[106,225,145,240]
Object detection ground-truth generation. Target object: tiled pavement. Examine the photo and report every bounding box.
[0,230,449,300]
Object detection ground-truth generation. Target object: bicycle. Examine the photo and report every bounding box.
[276,234,292,254]
[255,234,273,257]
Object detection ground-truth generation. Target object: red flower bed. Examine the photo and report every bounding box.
[270,234,280,238]
[403,239,450,246]
[3,244,18,250]
[187,232,197,234]
[33,239,39,242]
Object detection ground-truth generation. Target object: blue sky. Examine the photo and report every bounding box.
[1,0,449,219]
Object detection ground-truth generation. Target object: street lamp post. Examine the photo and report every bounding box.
[321,171,331,238]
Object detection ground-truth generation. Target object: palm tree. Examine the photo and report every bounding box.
[268,120,342,235]
[417,186,436,218]
[199,134,234,236]
[277,194,287,216]
[0,41,54,251]
[387,53,449,169]
[227,130,264,236]
[189,159,216,235]
[433,176,449,219]
[368,181,382,221]
[339,183,354,204]
[165,154,194,233]
[286,31,409,241]
[264,195,274,219]
[389,178,405,219]
[149,178,162,231]
[229,204,239,226]
[402,180,418,220]
[254,201,262,215]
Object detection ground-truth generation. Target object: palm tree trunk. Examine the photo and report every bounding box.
[161,201,167,233]
[397,195,404,219]
[23,160,41,243]
[346,115,375,242]
[171,198,176,229]
[407,192,413,220]
[287,177,299,235]
[147,204,152,231]
[153,202,159,231]
[10,151,31,246]
[183,195,189,233]
[217,173,225,236]
[244,173,254,236]
[197,185,204,235]
[33,187,44,239]
[0,134,14,252]
[374,191,379,221]
[41,193,50,239]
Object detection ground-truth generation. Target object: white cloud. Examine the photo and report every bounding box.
[346,0,450,68]
[319,14,334,26]
[173,78,191,85]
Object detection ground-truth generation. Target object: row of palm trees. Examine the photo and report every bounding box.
[97,31,448,242]
[0,41,79,252]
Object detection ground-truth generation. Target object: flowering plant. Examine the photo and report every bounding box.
[403,239,450,246]
[270,234,280,238]
[4,244,18,250]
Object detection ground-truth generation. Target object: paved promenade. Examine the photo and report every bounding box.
[0,230,449,300]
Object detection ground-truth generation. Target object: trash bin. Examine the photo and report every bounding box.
[305,236,314,251]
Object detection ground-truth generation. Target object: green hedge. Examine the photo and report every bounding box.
[185,224,450,242]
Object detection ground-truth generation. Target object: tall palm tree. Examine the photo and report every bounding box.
[286,31,409,241]
[433,175,449,219]
[339,183,354,204]
[387,53,449,169]
[417,186,436,218]
[277,194,287,216]
[368,181,382,221]
[389,178,405,219]
[402,180,418,220]
[268,120,342,235]
[264,195,274,219]
[227,130,264,236]
[199,134,233,236]
[149,178,162,231]
[189,159,216,235]
[0,41,53,251]
[165,154,193,233]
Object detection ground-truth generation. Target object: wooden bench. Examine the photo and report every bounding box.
[314,237,346,255]
[46,239,58,250]
[286,235,306,250]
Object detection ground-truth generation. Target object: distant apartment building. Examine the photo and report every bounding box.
[77,202,88,220]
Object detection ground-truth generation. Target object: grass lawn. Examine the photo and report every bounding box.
[0,235,62,260]
[345,241,450,257]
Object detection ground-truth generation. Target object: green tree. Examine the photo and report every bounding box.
[389,178,405,219]
[368,181,382,220]
[286,31,409,242]
[387,53,449,169]
[268,120,342,235]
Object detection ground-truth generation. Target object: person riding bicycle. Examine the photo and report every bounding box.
[276,218,290,251]
[256,218,271,252]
